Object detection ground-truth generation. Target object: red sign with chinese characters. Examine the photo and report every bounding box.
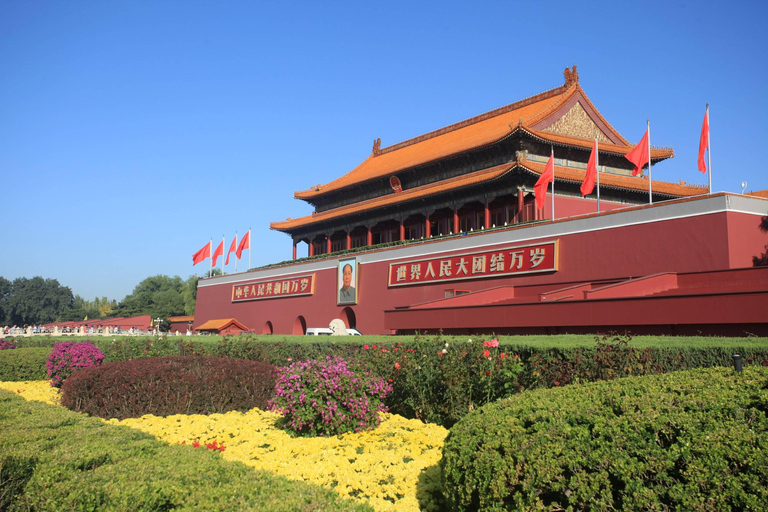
[387,241,558,287]
[232,273,316,302]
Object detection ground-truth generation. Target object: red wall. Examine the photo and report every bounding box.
[194,200,768,335]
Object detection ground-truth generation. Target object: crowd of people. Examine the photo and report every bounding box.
[2,325,160,336]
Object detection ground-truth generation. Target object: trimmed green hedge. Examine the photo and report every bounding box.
[0,347,50,381]
[7,334,768,427]
[441,366,768,512]
[0,389,373,512]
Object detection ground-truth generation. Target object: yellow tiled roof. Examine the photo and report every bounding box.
[195,318,248,331]
[294,80,673,201]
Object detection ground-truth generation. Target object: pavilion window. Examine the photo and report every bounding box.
[351,235,365,249]
[491,208,504,227]
[460,215,473,232]
[331,239,344,252]
[404,224,422,240]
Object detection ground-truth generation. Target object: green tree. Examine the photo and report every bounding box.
[0,277,11,325]
[116,275,187,319]
[4,276,74,325]
[182,275,199,316]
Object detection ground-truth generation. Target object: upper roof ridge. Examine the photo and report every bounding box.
[373,82,570,157]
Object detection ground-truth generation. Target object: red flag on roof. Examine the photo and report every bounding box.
[625,128,650,176]
[192,241,211,266]
[212,238,225,267]
[581,139,598,196]
[225,234,237,265]
[534,151,555,211]
[236,230,250,259]
[698,107,709,174]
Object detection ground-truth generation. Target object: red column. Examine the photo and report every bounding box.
[399,220,405,240]
[346,231,351,250]
[309,240,315,257]
[292,242,297,260]
[453,207,459,233]
[327,236,332,254]
[425,214,431,238]
[518,189,524,223]
[367,228,373,246]
[484,201,490,229]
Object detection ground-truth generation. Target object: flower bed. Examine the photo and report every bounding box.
[0,380,447,512]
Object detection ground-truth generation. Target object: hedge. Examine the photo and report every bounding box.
[0,347,51,381]
[7,333,768,427]
[441,366,768,512]
[0,389,373,512]
[60,356,276,420]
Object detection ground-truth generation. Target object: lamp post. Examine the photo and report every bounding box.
[155,317,163,335]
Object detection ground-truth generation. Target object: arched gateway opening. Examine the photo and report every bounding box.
[341,307,357,329]
[292,316,307,335]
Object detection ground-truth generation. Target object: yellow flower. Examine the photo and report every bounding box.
[4,381,448,511]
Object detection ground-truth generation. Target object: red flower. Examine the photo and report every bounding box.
[394,362,400,369]
[363,345,369,349]
[482,350,491,358]
[192,439,201,448]
[500,353,508,359]
[486,370,491,376]
[381,348,388,352]
[388,378,393,383]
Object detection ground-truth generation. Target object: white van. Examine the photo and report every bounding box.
[305,328,362,336]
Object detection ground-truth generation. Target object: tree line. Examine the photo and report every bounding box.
[0,273,205,327]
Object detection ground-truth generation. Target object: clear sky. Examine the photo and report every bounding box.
[2,0,767,302]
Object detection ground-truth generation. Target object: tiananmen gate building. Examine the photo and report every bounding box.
[193,67,768,336]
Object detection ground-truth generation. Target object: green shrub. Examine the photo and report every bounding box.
[0,347,50,381]
[60,356,276,420]
[0,389,373,512]
[441,366,768,511]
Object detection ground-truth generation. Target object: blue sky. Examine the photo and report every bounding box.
[2,0,767,302]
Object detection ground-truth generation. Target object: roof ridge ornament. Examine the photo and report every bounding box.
[372,138,382,156]
[564,65,579,87]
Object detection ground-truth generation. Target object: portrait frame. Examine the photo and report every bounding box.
[337,257,358,305]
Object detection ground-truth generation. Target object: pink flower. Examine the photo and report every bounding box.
[394,362,400,370]
[483,339,499,348]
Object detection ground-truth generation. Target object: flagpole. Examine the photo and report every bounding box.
[234,232,238,272]
[550,146,555,221]
[248,228,251,270]
[706,104,712,194]
[647,120,652,204]
[208,239,213,277]
[596,137,600,213]
[221,235,225,273]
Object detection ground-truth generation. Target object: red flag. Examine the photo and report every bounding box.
[698,108,709,173]
[212,239,225,267]
[581,139,598,196]
[192,241,211,266]
[236,230,250,259]
[225,234,237,265]
[534,152,554,211]
[625,128,650,176]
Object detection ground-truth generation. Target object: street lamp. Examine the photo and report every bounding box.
[155,317,163,334]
